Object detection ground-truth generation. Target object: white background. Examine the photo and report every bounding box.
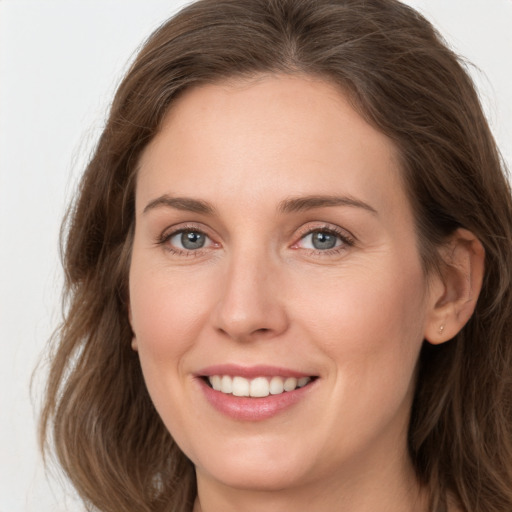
[0,1,511,511]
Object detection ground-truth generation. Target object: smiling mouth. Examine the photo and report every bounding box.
[202,375,317,398]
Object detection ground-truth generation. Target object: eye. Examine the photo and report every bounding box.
[170,230,209,250]
[300,230,341,250]
[292,225,355,254]
[161,227,216,254]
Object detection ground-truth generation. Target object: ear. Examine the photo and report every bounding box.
[128,304,138,352]
[424,228,485,345]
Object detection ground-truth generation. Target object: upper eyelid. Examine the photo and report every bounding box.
[158,224,216,255]
[293,222,356,242]
[159,222,212,240]
[157,221,356,248]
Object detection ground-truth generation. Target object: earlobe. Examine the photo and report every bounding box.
[131,337,138,351]
[424,228,485,345]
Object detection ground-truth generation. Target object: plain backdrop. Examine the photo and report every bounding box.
[1,1,511,511]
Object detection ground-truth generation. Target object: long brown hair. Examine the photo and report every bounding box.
[39,1,512,511]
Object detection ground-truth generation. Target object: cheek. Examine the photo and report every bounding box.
[128,256,212,435]
[289,259,428,452]
[296,254,426,338]
[294,256,427,395]
[129,261,211,360]
[128,258,213,438]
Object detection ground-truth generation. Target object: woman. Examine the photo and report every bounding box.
[39,0,512,511]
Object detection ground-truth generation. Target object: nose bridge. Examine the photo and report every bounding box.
[213,240,288,340]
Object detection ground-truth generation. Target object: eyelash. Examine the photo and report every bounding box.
[292,224,355,256]
[157,223,356,257]
[157,224,215,257]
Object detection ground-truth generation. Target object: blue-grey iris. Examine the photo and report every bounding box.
[312,231,337,250]
[181,231,206,250]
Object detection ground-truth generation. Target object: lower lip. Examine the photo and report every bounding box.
[198,378,316,421]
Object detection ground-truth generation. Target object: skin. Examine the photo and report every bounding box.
[129,74,482,512]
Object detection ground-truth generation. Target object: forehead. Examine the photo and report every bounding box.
[136,74,410,226]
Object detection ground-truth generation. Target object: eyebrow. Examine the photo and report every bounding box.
[278,195,378,215]
[142,193,377,216]
[143,195,215,215]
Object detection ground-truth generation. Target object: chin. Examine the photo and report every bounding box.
[197,458,307,492]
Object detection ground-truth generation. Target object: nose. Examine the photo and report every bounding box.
[213,249,289,342]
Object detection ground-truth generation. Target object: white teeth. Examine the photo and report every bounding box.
[297,377,310,388]
[210,375,222,391]
[250,377,270,397]
[207,375,312,397]
[220,375,233,394]
[269,376,284,395]
[232,376,250,397]
[283,377,297,391]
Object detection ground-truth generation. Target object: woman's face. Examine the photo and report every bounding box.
[129,75,440,496]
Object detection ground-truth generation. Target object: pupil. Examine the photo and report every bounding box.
[181,231,205,250]
[312,231,336,250]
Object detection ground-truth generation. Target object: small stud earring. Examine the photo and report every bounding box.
[438,324,445,334]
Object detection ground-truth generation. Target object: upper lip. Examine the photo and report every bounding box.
[196,364,315,379]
